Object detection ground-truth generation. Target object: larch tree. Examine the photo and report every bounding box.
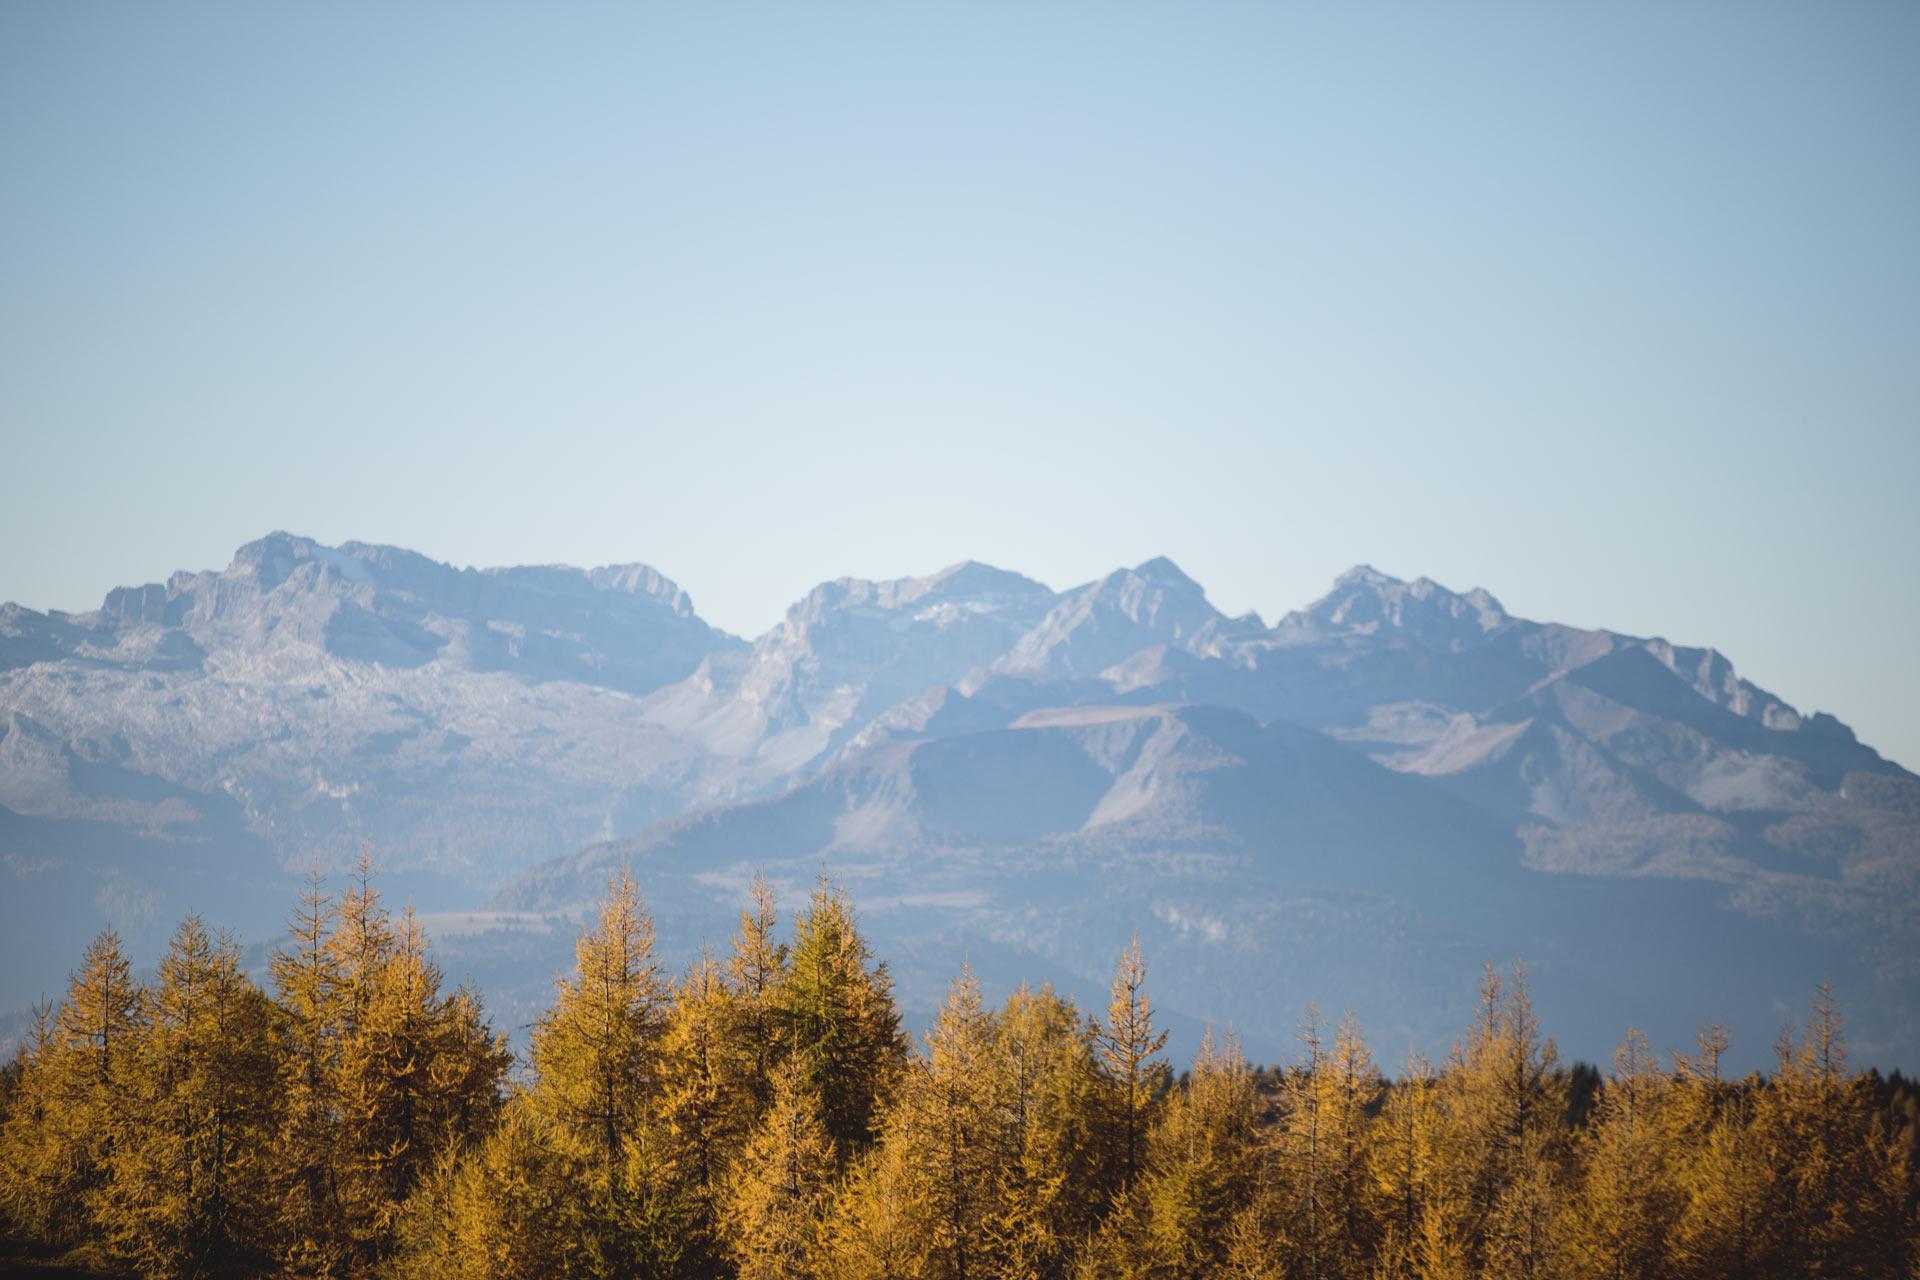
[1231,1008,1380,1280]
[0,1000,72,1246]
[389,1095,580,1280]
[340,908,508,1255]
[658,949,752,1267]
[3,876,1918,1280]
[96,918,278,1280]
[528,867,681,1276]
[7,929,146,1250]
[729,872,792,1117]
[724,1056,839,1280]
[1367,1051,1446,1280]
[531,868,671,1180]
[816,1131,931,1280]
[1738,985,1911,1278]
[1125,1027,1263,1280]
[904,967,1004,1280]
[1090,936,1170,1202]
[267,870,347,1276]
[1477,963,1568,1280]
[1667,1023,1768,1279]
[988,982,1104,1279]
[1564,1028,1679,1280]
[303,859,510,1274]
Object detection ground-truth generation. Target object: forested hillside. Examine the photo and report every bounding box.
[1,865,1914,1280]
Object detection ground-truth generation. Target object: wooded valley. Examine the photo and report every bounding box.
[2,861,1913,1279]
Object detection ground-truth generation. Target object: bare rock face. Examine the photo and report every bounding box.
[0,533,740,874]
[991,557,1238,679]
[3,541,1915,1071]
[644,560,1059,784]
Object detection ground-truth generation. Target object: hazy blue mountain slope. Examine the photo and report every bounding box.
[2,537,1914,1069]
[638,560,1058,788]
[497,702,1891,1069]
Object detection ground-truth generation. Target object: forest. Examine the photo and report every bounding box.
[1,859,1914,1280]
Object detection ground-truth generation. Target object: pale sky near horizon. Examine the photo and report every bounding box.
[2,2,1917,766]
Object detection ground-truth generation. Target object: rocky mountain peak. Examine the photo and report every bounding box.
[224,530,326,591]
[992,557,1226,679]
[1281,565,1512,653]
[585,564,698,618]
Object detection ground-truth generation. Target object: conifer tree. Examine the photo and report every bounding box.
[1228,1008,1380,1280]
[267,871,347,1276]
[659,949,752,1267]
[1564,1028,1678,1280]
[1477,963,1568,1280]
[525,868,685,1276]
[531,868,671,1180]
[338,908,507,1254]
[988,982,1104,1278]
[0,930,144,1250]
[725,1056,839,1280]
[1667,1023,1767,1279]
[315,863,510,1270]
[1090,936,1170,1201]
[729,872,792,1115]
[61,930,143,1096]
[907,967,1003,1280]
[390,1095,580,1280]
[4,877,1919,1279]
[1734,984,1911,1278]
[775,878,906,1157]
[1368,1051,1445,1280]
[0,1000,68,1245]
[1127,1028,1263,1279]
[331,849,393,1044]
[816,1133,931,1280]
[96,918,278,1280]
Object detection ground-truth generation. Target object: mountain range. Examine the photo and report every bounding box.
[3,533,1914,1068]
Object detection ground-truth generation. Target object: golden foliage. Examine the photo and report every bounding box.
[1,877,1915,1280]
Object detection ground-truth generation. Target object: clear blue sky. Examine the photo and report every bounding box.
[2,2,1916,766]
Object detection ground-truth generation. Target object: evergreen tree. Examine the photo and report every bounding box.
[775,878,906,1158]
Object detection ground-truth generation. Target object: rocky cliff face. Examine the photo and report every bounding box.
[3,536,1914,1069]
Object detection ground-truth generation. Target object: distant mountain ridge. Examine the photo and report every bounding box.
[2,534,1914,1068]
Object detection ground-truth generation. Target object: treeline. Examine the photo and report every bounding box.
[1,862,1915,1280]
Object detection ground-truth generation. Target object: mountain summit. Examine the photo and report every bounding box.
[2,537,1914,1067]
